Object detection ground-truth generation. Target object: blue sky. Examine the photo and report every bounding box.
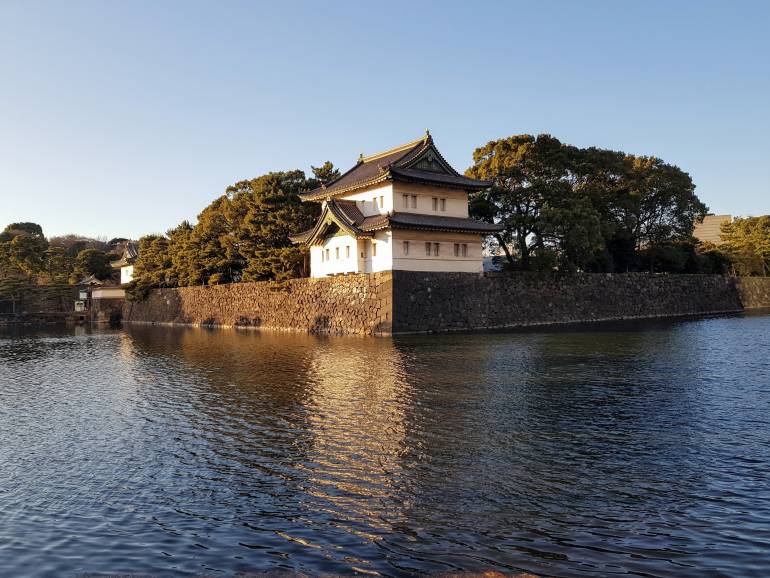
[1,0,768,239]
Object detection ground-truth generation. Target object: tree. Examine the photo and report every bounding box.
[42,246,73,284]
[226,170,319,281]
[190,196,240,285]
[69,249,113,283]
[466,135,607,271]
[720,216,770,276]
[1,222,44,241]
[466,134,707,272]
[165,221,198,287]
[311,161,341,186]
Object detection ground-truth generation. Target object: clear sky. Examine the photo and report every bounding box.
[1,0,768,240]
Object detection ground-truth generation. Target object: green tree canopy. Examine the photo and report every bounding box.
[720,216,770,276]
[69,249,113,283]
[467,134,707,272]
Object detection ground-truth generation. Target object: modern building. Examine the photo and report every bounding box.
[290,132,502,277]
[693,214,732,245]
[112,241,138,284]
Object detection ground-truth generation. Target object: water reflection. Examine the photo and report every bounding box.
[1,315,770,577]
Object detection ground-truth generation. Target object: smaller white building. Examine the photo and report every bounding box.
[112,241,138,284]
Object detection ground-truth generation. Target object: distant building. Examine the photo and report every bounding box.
[694,215,732,245]
[290,132,502,277]
[112,241,138,284]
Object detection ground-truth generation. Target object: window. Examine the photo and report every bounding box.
[335,247,340,260]
[432,197,438,211]
[440,198,446,212]
[462,243,468,257]
[372,241,377,257]
[325,248,330,261]
[425,242,432,256]
[346,245,350,259]
[454,243,460,257]
[410,194,417,208]
[403,240,410,255]
[321,250,325,262]
[379,196,384,208]
[402,194,409,208]
[433,242,440,256]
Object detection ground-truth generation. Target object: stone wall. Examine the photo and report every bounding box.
[0,285,78,315]
[734,277,770,310]
[122,271,770,336]
[123,272,393,335]
[391,271,768,333]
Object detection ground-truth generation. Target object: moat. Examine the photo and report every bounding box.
[2,313,770,577]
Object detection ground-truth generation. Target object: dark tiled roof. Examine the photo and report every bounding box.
[388,166,491,189]
[300,133,491,201]
[111,241,139,268]
[288,199,375,245]
[385,213,503,234]
[290,199,502,245]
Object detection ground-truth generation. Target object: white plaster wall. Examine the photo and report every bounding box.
[310,234,360,278]
[392,182,469,218]
[365,231,393,273]
[339,183,393,217]
[92,287,126,299]
[391,230,483,273]
[121,265,134,284]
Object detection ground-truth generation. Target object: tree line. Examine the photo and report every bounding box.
[127,163,338,299]
[0,222,128,307]
[2,134,768,306]
[466,134,717,273]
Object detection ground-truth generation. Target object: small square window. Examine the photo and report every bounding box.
[425,242,432,256]
[403,240,410,255]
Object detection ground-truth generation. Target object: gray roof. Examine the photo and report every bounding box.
[289,199,502,245]
[300,133,491,201]
[111,241,139,268]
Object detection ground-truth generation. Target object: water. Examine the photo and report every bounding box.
[1,314,770,577]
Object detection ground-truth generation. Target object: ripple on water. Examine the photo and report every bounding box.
[1,316,770,577]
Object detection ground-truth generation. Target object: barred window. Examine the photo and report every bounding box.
[462,243,468,257]
[425,242,431,256]
[454,243,460,257]
[432,242,440,256]
[432,197,438,211]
